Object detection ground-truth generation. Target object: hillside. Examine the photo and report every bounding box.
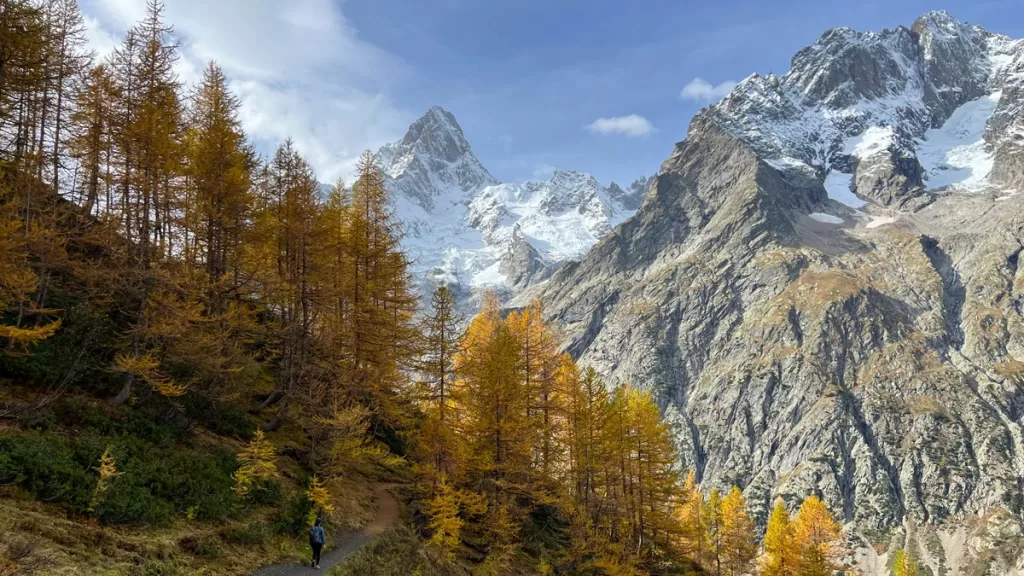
[1,2,806,576]
[526,10,1024,574]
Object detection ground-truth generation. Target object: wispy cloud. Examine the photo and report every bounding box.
[585,114,655,138]
[532,163,557,178]
[80,0,411,183]
[680,78,737,102]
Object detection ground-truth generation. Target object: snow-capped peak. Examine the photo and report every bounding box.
[378,106,497,212]
[381,106,651,307]
[702,11,1024,208]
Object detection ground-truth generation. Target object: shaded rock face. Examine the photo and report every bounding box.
[850,143,929,209]
[524,11,1024,573]
[499,225,558,291]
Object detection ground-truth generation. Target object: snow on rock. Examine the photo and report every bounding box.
[824,171,866,208]
[382,107,645,303]
[702,11,1022,204]
[846,126,895,158]
[916,92,1001,191]
[809,212,844,224]
[866,215,899,228]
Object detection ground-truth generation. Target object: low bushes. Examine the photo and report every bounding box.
[0,429,239,525]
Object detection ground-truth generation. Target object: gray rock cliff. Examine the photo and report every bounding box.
[522,11,1024,573]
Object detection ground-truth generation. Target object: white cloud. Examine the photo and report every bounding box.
[532,164,556,178]
[680,78,737,102]
[79,0,411,183]
[585,114,655,138]
[83,14,118,59]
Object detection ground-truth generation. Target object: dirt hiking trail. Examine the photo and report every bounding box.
[252,484,399,575]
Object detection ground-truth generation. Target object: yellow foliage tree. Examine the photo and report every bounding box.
[426,477,465,561]
[232,430,279,497]
[892,548,918,576]
[0,197,62,350]
[760,499,797,576]
[306,475,335,524]
[792,495,841,576]
[414,285,465,487]
[677,470,710,567]
[89,447,121,514]
[113,350,187,398]
[719,487,757,576]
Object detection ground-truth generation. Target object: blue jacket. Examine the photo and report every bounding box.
[309,525,325,545]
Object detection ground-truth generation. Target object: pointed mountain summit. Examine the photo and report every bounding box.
[377,106,648,307]
[378,106,497,211]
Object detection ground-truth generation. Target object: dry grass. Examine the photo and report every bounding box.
[0,463,377,576]
[907,395,948,417]
[0,490,377,575]
[994,356,1024,383]
[758,268,872,328]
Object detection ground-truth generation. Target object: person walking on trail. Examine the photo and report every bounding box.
[309,517,325,569]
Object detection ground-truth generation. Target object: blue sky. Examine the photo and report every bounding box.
[82,0,1024,187]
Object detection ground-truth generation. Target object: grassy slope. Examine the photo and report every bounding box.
[0,392,378,576]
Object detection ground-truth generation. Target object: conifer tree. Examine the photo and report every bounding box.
[427,477,463,560]
[342,151,419,433]
[761,499,797,576]
[252,140,320,428]
[892,548,918,576]
[706,488,724,575]
[39,0,92,192]
[69,64,115,215]
[89,446,120,514]
[184,61,254,304]
[507,301,561,485]
[719,487,757,576]
[677,470,709,567]
[232,430,279,497]
[456,294,532,498]
[0,195,61,349]
[107,0,186,405]
[415,285,464,484]
[792,495,841,576]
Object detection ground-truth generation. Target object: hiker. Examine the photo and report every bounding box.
[309,516,325,569]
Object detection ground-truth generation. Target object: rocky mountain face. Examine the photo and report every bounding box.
[381,106,647,307]
[523,11,1024,573]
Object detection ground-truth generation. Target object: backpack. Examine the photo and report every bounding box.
[308,526,320,546]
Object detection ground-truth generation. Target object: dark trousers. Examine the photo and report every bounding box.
[311,542,323,566]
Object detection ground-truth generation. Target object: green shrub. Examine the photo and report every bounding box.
[245,479,282,507]
[182,393,256,439]
[16,410,56,432]
[53,397,181,444]
[0,429,239,526]
[75,434,239,523]
[272,492,314,536]
[0,433,92,511]
[95,480,172,525]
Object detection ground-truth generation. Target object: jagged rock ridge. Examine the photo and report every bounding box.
[381,106,649,306]
[524,11,1024,574]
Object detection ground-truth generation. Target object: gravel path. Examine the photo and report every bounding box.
[252,484,399,575]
